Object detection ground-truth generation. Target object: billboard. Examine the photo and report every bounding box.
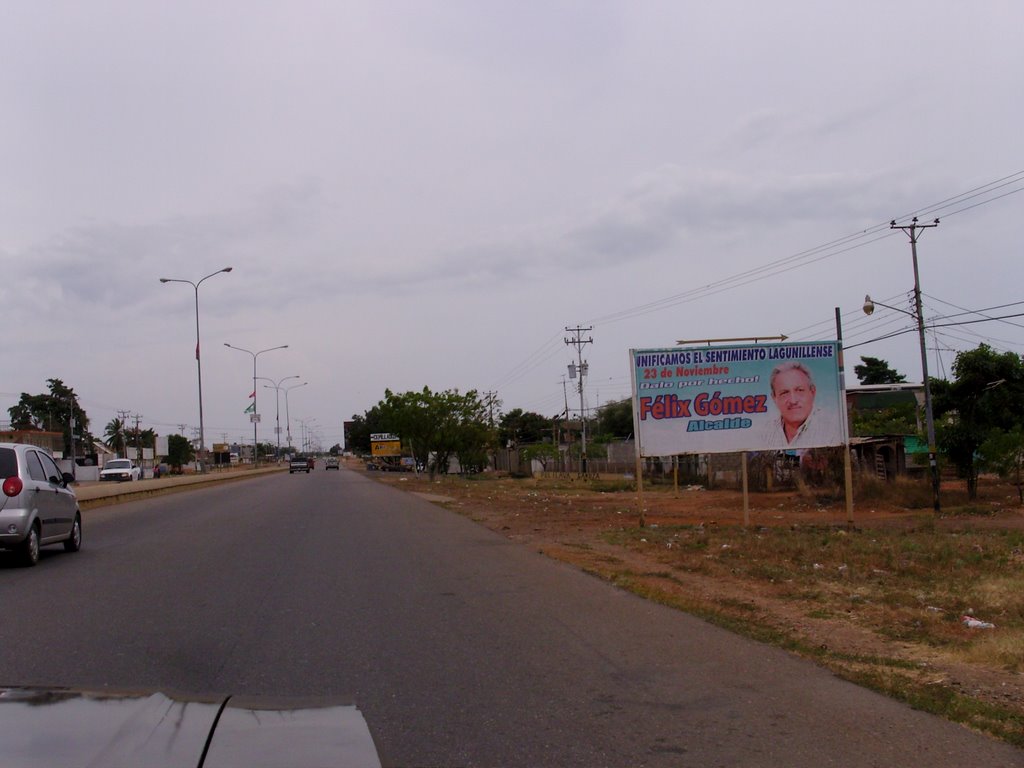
[370,434,402,457]
[630,341,847,457]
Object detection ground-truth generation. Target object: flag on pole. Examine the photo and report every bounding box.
[196,342,200,361]
[249,390,256,398]
[244,402,255,414]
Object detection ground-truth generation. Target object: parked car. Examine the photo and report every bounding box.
[289,457,311,474]
[325,457,340,470]
[99,458,141,482]
[0,442,82,566]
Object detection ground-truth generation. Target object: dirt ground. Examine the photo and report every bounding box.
[356,460,1024,744]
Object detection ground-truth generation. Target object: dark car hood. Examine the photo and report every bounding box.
[0,687,382,768]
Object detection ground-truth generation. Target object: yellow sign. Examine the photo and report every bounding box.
[371,440,402,457]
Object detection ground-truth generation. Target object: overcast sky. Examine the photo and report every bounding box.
[2,1,1022,451]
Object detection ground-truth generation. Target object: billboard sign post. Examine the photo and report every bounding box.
[630,341,847,458]
[630,340,849,527]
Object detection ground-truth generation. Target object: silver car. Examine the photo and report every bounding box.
[0,443,82,566]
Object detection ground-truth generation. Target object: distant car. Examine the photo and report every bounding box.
[307,457,316,470]
[99,458,141,482]
[289,457,311,474]
[0,442,82,566]
[325,456,340,470]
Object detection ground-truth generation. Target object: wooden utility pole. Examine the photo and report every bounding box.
[564,326,593,474]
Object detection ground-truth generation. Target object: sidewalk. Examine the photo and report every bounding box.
[74,466,286,509]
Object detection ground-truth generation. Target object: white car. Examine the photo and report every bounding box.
[99,459,141,482]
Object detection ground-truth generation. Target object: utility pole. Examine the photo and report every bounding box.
[891,216,941,513]
[132,413,143,466]
[565,326,593,474]
[483,391,497,428]
[560,376,571,472]
[68,401,77,481]
[116,410,132,458]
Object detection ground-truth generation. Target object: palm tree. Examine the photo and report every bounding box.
[104,418,127,457]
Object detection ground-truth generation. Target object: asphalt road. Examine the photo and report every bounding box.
[2,468,1021,767]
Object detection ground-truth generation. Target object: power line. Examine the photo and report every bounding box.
[492,170,1023,411]
[586,171,1024,328]
[923,294,1024,331]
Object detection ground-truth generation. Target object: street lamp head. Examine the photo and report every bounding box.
[159,278,170,283]
[863,295,875,316]
[222,267,233,273]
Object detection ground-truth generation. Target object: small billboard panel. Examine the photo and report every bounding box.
[630,341,847,457]
[371,439,402,457]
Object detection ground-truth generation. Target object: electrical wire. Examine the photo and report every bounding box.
[485,171,1024,414]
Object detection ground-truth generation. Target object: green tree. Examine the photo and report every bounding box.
[377,387,492,478]
[498,409,553,447]
[345,407,386,454]
[932,344,1024,499]
[455,418,492,473]
[8,378,93,457]
[594,399,634,441]
[849,403,918,437]
[979,427,1024,504]
[522,442,560,471]
[104,418,128,456]
[166,434,195,471]
[854,356,907,385]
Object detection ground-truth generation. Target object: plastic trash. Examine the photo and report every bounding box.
[961,615,995,629]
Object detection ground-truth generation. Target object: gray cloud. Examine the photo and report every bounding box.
[2,1,1021,441]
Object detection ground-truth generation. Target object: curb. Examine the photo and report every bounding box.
[76,467,288,510]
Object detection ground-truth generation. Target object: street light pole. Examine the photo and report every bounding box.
[159,267,233,472]
[284,382,307,449]
[259,375,300,457]
[224,343,288,467]
[863,291,942,510]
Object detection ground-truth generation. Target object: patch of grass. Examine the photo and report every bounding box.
[605,563,1024,746]
[617,523,1024,658]
[589,479,636,493]
[958,633,1024,672]
[558,541,593,551]
[838,667,1024,747]
[806,608,834,619]
[944,504,997,517]
[716,597,759,613]
[855,476,936,509]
